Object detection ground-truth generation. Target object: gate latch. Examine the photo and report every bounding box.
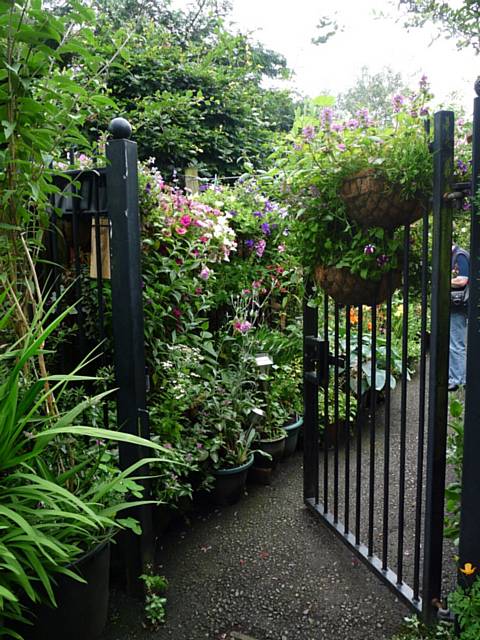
[304,335,328,387]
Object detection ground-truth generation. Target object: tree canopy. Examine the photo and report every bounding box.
[398,0,480,54]
[92,0,297,178]
[335,66,407,124]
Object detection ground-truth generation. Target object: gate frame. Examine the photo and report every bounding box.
[303,110,456,621]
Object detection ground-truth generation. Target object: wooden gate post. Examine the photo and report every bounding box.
[459,80,480,582]
[422,110,454,623]
[106,117,154,593]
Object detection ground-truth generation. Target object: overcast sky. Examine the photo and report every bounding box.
[171,0,479,116]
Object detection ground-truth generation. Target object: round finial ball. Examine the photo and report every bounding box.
[475,76,480,97]
[108,117,132,140]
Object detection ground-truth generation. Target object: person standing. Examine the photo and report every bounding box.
[449,244,470,391]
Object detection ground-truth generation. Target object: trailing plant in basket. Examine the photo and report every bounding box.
[271,78,433,287]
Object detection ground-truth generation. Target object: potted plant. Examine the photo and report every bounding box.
[195,366,260,506]
[264,361,303,457]
[0,299,175,640]
[272,79,433,306]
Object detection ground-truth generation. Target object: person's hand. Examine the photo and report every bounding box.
[451,276,468,289]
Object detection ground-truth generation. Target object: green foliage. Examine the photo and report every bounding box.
[398,0,480,54]
[444,397,464,545]
[392,615,453,639]
[140,569,168,628]
[92,1,296,177]
[0,294,175,636]
[449,574,480,640]
[0,0,113,297]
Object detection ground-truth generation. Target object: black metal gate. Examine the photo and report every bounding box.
[303,108,464,622]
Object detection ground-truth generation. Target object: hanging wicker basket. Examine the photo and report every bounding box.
[340,170,425,230]
[314,265,401,307]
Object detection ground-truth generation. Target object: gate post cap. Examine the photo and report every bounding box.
[475,76,480,97]
[108,117,132,140]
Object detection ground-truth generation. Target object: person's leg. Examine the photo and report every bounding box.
[449,310,468,386]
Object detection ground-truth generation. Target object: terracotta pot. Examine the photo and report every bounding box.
[315,265,401,306]
[340,170,425,230]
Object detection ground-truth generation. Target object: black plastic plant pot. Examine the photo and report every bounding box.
[20,540,110,640]
[253,433,286,470]
[283,416,304,457]
[212,455,254,506]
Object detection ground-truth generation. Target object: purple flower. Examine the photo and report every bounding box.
[420,106,429,117]
[245,239,255,249]
[419,74,428,89]
[199,266,211,280]
[255,239,266,257]
[229,210,237,217]
[337,143,346,152]
[347,118,359,130]
[376,254,389,267]
[457,159,468,175]
[310,185,320,197]
[145,182,151,194]
[302,125,315,141]
[331,123,344,133]
[196,443,203,449]
[199,184,209,192]
[264,200,275,212]
[261,222,271,235]
[392,94,405,113]
[253,210,264,218]
[321,108,334,127]
[463,200,472,211]
[239,320,252,333]
[364,244,376,255]
[293,142,302,151]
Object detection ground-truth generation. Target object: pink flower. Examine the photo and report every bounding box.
[199,235,209,243]
[176,226,187,235]
[234,320,252,333]
[239,321,252,333]
[277,244,286,253]
[192,248,199,257]
[255,239,266,257]
[195,287,203,294]
[252,280,262,289]
[180,215,192,226]
[199,266,211,280]
[173,308,182,318]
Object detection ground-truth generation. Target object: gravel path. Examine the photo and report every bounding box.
[102,451,410,640]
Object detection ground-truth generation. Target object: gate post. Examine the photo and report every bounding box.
[422,110,454,623]
[303,277,319,502]
[106,118,154,593]
[458,81,480,580]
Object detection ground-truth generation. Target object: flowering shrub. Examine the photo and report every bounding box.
[139,160,236,348]
[197,179,302,321]
[271,78,433,281]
